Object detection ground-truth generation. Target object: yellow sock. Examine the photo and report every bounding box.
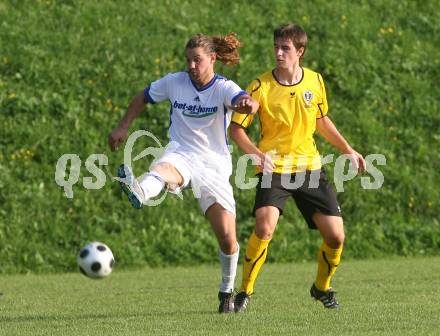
[315,241,343,291]
[240,231,271,295]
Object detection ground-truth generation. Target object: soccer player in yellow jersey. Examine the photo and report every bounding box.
[230,23,366,311]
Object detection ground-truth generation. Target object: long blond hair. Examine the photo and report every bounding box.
[185,33,241,66]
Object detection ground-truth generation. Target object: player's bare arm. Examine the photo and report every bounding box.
[108,91,146,151]
[316,116,366,172]
[230,123,275,173]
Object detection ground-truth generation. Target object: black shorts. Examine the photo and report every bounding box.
[253,170,341,229]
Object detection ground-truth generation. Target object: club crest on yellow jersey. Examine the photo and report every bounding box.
[303,90,313,105]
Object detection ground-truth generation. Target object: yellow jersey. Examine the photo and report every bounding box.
[232,67,328,173]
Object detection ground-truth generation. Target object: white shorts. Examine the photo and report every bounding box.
[153,149,236,216]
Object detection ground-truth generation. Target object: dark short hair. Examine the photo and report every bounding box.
[274,23,308,58]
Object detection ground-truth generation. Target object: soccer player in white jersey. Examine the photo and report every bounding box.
[108,33,259,313]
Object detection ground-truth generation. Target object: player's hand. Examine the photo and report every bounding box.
[346,150,366,173]
[232,98,253,114]
[256,152,275,174]
[108,125,128,151]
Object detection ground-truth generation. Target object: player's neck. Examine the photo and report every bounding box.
[274,64,302,85]
[193,71,215,89]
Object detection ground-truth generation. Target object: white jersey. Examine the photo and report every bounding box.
[144,72,246,156]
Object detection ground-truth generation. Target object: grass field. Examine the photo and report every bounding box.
[0,256,438,336]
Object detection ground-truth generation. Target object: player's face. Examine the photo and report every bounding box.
[186,47,216,84]
[274,38,304,69]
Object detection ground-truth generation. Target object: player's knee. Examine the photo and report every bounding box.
[217,231,237,254]
[152,163,183,186]
[219,238,237,255]
[152,163,170,175]
[255,223,275,240]
[325,233,345,248]
[335,233,345,246]
[255,207,279,240]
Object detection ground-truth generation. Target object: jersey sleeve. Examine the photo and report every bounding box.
[316,73,328,118]
[222,79,247,107]
[143,73,173,104]
[231,78,262,129]
[247,78,263,102]
[231,110,254,128]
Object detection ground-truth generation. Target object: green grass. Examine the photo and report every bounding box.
[0,256,438,335]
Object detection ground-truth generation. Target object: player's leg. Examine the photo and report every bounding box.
[235,173,289,312]
[294,169,343,308]
[117,153,190,209]
[310,214,344,308]
[205,203,239,313]
[195,158,239,313]
[117,162,180,208]
[234,206,279,312]
[314,213,344,291]
[240,206,279,294]
[148,162,183,193]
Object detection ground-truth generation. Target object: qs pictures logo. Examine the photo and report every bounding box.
[54,130,176,206]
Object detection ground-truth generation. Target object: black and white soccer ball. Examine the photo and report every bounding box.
[77,242,115,279]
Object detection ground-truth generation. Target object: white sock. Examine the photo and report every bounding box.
[139,172,165,199]
[218,243,240,293]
